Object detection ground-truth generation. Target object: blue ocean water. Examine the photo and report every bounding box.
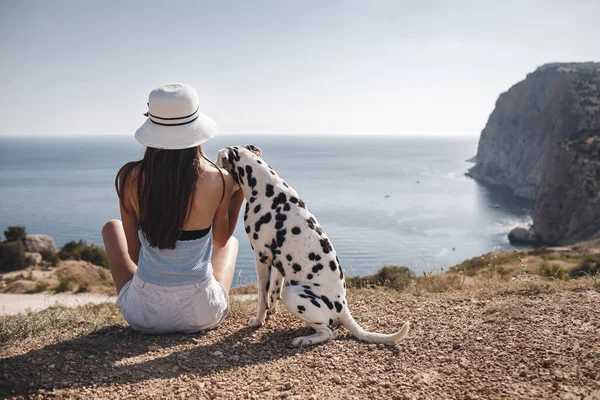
[0,135,532,285]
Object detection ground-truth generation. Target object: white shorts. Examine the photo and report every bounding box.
[117,274,229,334]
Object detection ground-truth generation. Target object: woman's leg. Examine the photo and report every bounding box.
[102,219,137,294]
[211,236,239,293]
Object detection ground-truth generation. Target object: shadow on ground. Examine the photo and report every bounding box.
[0,323,314,397]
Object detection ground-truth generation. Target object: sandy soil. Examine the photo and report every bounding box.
[1,284,599,400]
[0,260,115,296]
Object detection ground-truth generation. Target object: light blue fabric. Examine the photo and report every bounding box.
[135,229,213,286]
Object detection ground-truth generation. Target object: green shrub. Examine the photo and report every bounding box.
[55,269,77,293]
[4,226,26,242]
[346,265,415,290]
[39,249,60,267]
[59,240,108,268]
[570,257,599,278]
[0,241,27,272]
[538,261,565,279]
[453,255,488,276]
[374,265,415,286]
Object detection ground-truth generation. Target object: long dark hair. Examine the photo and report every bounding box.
[115,146,206,249]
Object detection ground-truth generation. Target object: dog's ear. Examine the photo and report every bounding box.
[244,144,262,158]
[216,148,234,171]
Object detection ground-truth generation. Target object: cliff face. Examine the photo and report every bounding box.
[534,137,600,244]
[468,62,600,244]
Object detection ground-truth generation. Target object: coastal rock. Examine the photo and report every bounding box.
[467,62,600,244]
[533,138,600,244]
[23,235,57,253]
[508,227,540,245]
[24,252,43,266]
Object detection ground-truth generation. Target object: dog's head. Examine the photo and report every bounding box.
[216,144,263,188]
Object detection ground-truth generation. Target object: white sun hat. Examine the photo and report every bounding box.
[134,83,217,149]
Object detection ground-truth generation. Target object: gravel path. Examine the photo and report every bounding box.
[1,286,599,399]
[0,293,116,316]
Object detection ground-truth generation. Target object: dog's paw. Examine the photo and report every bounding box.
[266,305,278,316]
[290,336,313,348]
[248,316,264,328]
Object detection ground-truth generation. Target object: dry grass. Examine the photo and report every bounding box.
[5,271,597,347]
[230,283,258,296]
[0,302,123,344]
[448,243,600,282]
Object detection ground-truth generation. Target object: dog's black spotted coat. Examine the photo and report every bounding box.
[217,145,350,346]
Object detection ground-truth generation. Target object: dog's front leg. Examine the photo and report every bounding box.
[248,254,272,328]
[267,267,284,316]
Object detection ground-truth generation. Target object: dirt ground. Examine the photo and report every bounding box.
[1,282,599,400]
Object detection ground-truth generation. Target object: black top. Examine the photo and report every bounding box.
[178,226,211,241]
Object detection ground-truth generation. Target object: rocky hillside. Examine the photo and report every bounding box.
[467,62,600,244]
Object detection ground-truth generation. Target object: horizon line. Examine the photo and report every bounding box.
[0,132,480,138]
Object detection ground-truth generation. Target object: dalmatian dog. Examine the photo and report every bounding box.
[217,145,410,347]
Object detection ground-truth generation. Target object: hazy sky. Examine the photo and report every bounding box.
[1,0,598,137]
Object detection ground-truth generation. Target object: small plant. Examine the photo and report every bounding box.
[59,240,108,268]
[373,265,415,289]
[593,270,600,292]
[514,248,530,273]
[39,249,60,267]
[3,226,26,242]
[0,241,27,272]
[570,257,599,278]
[55,270,77,293]
[538,261,565,279]
[346,265,415,290]
[494,265,510,277]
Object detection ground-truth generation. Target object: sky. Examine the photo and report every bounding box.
[0,0,599,137]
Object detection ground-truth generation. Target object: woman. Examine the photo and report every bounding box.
[102,83,244,334]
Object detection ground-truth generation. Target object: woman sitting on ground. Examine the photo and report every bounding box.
[102,83,244,334]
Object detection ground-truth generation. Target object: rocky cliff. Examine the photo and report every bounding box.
[467,62,600,244]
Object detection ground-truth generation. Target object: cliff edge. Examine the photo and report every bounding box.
[467,62,600,244]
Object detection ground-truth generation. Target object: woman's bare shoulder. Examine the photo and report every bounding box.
[202,159,233,184]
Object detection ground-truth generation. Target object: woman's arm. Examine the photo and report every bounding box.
[213,171,244,248]
[227,189,245,234]
[118,165,141,263]
[120,203,141,264]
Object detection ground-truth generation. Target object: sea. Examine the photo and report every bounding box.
[0,135,533,285]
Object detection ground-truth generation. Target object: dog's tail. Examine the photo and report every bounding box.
[340,308,410,344]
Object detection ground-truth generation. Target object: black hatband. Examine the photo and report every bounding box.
[148,106,199,121]
[149,114,200,127]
